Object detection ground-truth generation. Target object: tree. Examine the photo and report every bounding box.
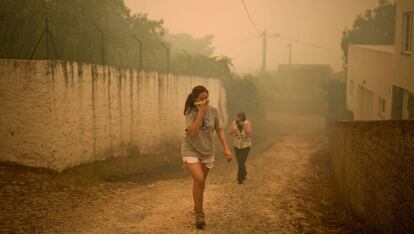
[164,33,214,56]
[341,0,395,68]
[0,0,232,78]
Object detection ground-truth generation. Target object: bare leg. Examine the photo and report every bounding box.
[185,162,210,213]
[201,163,210,182]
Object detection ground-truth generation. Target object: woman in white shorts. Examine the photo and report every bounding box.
[181,85,233,229]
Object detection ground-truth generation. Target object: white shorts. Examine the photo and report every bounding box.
[182,156,215,169]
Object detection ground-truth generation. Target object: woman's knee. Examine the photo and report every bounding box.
[193,176,205,186]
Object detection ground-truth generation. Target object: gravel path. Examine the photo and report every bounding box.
[1,114,359,233]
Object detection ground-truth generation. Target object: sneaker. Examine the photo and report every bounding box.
[195,212,206,229]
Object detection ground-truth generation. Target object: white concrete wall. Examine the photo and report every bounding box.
[394,0,414,94]
[347,46,394,120]
[0,59,227,171]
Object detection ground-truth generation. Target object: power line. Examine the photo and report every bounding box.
[267,34,342,53]
[215,35,261,49]
[240,0,261,34]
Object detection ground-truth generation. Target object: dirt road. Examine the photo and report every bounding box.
[1,114,358,233]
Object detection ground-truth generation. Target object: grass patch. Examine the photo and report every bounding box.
[90,153,182,182]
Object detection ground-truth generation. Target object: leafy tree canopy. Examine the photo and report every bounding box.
[0,0,231,78]
[164,33,215,57]
[341,0,395,67]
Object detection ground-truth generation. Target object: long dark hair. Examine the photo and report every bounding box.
[184,85,209,115]
[236,112,247,131]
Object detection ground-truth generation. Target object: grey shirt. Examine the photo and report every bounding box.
[181,106,223,158]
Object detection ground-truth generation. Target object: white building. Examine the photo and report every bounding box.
[347,0,413,120]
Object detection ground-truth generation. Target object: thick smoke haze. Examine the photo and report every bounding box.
[125,0,390,73]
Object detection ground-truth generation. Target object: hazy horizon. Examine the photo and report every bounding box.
[125,0,393,73]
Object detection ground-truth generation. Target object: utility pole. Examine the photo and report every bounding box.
[161,43,170,73]
[182,50,191,74]
[93,23,105,65]
[288,43,292,93]
[166,47,170,73]
[30,0,59,60]
[44,0,49,59]
[45,18,50,60]
[44,17,59,60]
[261,30,267,73]
[131,34,142,70]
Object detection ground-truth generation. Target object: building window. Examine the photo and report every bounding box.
[402,11,413,53]
[378,97,386,118]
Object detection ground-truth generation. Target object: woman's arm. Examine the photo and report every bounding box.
[186,105,208,137]
[243,121,252,138]
[228,120,238,135]
[217,128,233,161]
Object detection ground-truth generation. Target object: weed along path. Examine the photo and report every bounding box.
[1,114,358,233]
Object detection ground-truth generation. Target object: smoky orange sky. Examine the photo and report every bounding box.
[124,0,392,73]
